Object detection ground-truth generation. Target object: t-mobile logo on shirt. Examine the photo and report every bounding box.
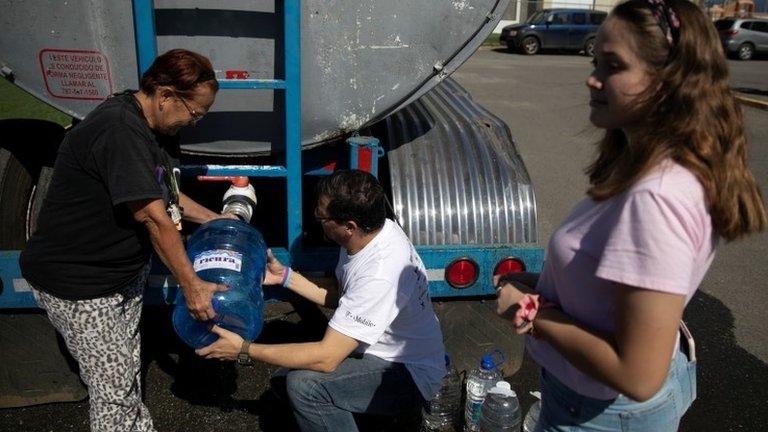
[345,311,375,327]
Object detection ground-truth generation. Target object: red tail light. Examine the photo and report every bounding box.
[494,257,526,276]
[445,258,479,288]
[724,30,738,37]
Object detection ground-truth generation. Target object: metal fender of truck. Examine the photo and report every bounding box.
[0,0,509,155]
[366,77,542,376]
[369,77,541,297]
[386,78,537,247]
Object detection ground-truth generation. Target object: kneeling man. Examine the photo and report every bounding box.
[197,169,446,431]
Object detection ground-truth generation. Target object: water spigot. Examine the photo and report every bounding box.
[197,176,257,223]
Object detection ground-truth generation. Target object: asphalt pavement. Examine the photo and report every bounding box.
[730,57,768,110]
[730,55,768,105]
[1,47,766,432]
[453,47,768,432]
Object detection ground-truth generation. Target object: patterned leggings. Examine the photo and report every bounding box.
[32,268,155,432]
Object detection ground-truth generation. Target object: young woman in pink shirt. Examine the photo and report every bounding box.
[495,0,767,430]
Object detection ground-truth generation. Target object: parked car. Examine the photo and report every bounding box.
[499,9,607,56]
[715,18,768,60]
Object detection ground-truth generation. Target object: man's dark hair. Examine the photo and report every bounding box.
[317,170,386,233]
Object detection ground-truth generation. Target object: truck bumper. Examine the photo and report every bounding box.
[1,245,544,308]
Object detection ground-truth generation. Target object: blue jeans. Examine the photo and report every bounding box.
[281,354,426,432]
[536,346,696,431]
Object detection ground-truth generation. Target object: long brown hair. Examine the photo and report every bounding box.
[586,0,766,241]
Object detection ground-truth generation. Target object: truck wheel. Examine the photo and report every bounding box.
[0,119,64,249]
[0,147,33,249]
[434,299,525,377]
[737,43,754,61]
[584,38,596,57]
[521,36,540,55]
[0,121,83,408]
[26,166,54,239]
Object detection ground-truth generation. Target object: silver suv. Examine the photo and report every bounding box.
[715,18,768,60]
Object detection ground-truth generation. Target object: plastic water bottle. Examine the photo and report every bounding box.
[173,218,267,349]
[478,381,521,432]
[522,399,541,432]
[421,354,462,432]
[464,352,503,432]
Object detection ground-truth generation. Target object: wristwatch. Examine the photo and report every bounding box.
[237,340,253,366]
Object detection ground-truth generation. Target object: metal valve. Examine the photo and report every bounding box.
[197,176,257,223]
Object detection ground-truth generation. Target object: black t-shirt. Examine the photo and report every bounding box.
[20,91,180,299]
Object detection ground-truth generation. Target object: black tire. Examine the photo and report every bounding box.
[584,38,596,57]
[737,43,754,61]
[0,119,64,249]
[434,299,525,377]
[0,148,33,249]
[521,36,540,56]
[27,166,55,239]
[0,120,85,409]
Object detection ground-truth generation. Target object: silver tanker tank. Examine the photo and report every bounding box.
[0,0,508,155]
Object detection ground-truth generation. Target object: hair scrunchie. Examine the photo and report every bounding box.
[647,0,681,47]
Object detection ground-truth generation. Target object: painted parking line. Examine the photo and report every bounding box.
[735,93,768,111]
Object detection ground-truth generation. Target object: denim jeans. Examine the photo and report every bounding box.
[278,354,426,432]
[536,346,697,431]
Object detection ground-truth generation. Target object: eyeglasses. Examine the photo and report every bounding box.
[313,207,334,224]
[175,94,205,123]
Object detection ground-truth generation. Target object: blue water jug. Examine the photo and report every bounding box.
[172,218,267,349]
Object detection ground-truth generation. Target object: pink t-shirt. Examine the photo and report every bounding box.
[527,161,717,400]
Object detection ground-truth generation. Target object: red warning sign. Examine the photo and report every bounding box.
[39,49,113,101]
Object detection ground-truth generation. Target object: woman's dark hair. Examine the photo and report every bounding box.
[317,170,387,233]
[139,49,218,96]
[586,0,766,241]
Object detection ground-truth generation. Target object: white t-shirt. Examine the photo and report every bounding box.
[329,219,446,400]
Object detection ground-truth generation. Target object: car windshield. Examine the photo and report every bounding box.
[715,19,735,30]
[526,11,546,24]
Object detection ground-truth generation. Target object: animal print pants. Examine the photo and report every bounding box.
[32,267,155,432]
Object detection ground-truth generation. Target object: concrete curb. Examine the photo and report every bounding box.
[735,93,768,111]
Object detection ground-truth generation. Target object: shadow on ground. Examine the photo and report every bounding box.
[490,47,591,57]
[679,290,768,431]
[2,290,765,431]
[140,301,420,432]
[507,290,768,432]
[733,87,768,97]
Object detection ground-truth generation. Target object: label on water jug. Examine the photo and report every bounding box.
[193,250,243,272]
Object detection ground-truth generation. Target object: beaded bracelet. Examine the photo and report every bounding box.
[281,267,293,288]
[515,293,558,338]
